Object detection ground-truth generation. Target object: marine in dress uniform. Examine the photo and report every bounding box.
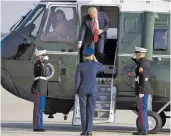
[31,49,49,132]
[132,47,153,135]
[75,47,104,136]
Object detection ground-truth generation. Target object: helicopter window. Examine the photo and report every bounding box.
[40,6,77,43]
[2,38,35,61]
[153,29,168,50]
[1,5,46,61]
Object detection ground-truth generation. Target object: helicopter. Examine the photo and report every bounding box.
[1,0,170,134]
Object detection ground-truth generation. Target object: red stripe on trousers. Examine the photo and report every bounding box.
[139,98,144,131]
[35,93,40,129]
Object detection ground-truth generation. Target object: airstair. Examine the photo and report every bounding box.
[72,77,117,125]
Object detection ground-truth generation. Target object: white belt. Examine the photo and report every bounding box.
[135,78,139,81]
[135,77,148,81]
[35,76,47,81]
[145,78,148,81]
[135,76,139,82]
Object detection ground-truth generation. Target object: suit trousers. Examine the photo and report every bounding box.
[90,39,105,63]
[79,93,96,132]
[89,39,105,52]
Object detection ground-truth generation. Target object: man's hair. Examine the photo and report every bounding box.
[88,7,98,14]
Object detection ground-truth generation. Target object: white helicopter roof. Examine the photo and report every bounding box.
[40,0,171,12]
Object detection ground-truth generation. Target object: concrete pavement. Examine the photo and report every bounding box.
[1,87,170,136]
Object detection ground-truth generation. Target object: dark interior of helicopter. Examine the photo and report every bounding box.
[80,6,119,77]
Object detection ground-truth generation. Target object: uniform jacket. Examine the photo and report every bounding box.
[75,60,104,95]
[132,57,153,95]
[78,11,110,48]
[31,60,48,96]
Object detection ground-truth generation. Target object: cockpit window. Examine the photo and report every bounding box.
[1,4,46,61]
[18,4,46,39]
[40,6,77,43]
[153,29,168,50]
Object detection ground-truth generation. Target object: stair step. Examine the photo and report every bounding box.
[75,117,110,119]
[96,101,110,103]
[97,93,111,95]
[95,109,110,112]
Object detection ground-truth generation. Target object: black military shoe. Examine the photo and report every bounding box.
[86,131,93,136]
[33,129,46,132]
[80,132,86,135]
[133,131,148,135]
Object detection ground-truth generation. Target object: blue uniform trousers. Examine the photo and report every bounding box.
[79,93,96,132]
[33,93,46,129]
[136,94,149,133]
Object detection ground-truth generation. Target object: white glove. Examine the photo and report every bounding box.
[43,55,49,60]
[139,94,144,98]
[132,53,136,59]
[77,43,82,49]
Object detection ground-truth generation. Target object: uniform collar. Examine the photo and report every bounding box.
[84,59,92,62]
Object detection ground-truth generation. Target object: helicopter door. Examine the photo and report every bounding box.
[72,5,118,125]
[117,12,143,100]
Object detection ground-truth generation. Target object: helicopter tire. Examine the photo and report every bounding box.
[159,111,166,128]
[136,111,162,134]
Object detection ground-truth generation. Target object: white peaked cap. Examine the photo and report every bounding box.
[135,46,147,53]
[35,49,47,56]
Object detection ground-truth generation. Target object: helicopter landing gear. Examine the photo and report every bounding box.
[157,101,171,128]
[48,114,54,118]
[136,111,162,134]
[64,114,68,120]
[159,111,166,128]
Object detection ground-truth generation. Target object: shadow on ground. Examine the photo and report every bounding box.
[1,121,170,134]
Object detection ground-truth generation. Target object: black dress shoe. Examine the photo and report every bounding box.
[33,129,46,132]
[133,131,148,135]
[86,131,93,136]
[80,132,86,135]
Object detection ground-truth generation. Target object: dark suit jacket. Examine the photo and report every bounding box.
[78,11,110,48]
[75,60,104,96]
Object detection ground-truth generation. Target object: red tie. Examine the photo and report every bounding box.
[93,19,98,43]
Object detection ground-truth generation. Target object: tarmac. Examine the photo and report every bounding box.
[1,87,170,136]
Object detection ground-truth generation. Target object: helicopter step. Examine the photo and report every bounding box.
[72,78,117,125]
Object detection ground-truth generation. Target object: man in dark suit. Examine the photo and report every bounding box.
[75,47,104,135]
[77,7,110,63]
